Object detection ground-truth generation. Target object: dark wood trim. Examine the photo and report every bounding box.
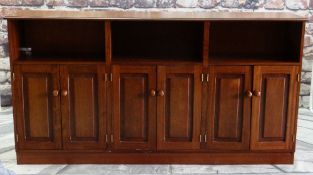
[106,65,113,151]
[292,68,301,152]
[200,66,209,149]
[17,151,294,164]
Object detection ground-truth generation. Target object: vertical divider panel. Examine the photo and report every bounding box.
[8,20,20,66]
[203,21,210,67]
[298,22,306,65]
[202,21,210,149]
[8,20,21,151]
[105,20,113,150]
[292,22,305,152]
[105,21,112,65]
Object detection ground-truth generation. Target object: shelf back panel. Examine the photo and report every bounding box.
[111,21,203,62]
[17,20,106,60]
[209,21,303,62]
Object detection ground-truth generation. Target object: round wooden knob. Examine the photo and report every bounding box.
[253,90,261,97]
[150,89,156,97]
[245,90,252,98]
[62,90,68,97]
[52,90,59,97]
[158,90,165,97]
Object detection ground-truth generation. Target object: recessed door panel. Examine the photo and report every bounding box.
[206,66,251,150]
[61,65,106,150]
[157,66,201,150]
[14,65,61,150]
[120,73,149,142]
[251,66,299,151]
[112,65,156,151]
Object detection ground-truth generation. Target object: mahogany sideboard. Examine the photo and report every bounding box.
[6,10,307,164]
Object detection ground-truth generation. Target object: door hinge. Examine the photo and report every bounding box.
[105,73,112,82]
[105,73,108,82]
[16,134,19,143]
[297,73,301,82]
[292,134,296,142]
[200,135,202,143]
[110,134,114,143]
[109,73,113,82]
[201,74,209,82]
[12,73,15,81]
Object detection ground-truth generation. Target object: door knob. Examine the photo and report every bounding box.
[158,90,165,97]
[245,90,253,98]
[52,90,59,96]
[150,89,156,97]
[62,90,68,97]
[253,90,261,97]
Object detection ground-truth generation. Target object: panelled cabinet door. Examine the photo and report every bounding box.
[60,65,106,150]
[251,66,299,151]
[112,65,156,151]
[14,65,62,150]
[206,66,251,150]
[157,66,202,150]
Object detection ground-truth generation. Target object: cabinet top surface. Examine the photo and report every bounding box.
[4,9,307,21]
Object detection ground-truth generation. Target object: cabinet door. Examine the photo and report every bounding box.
[251,66,299,151]
[112,65,156,151]
[157,66,201,150]
[14,65,62,150]
[206,66,251,150]
[61,65,106,150]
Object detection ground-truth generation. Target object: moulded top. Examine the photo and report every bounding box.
[4,9,307,21]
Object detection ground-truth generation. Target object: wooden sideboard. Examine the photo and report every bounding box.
[6,10,307,164]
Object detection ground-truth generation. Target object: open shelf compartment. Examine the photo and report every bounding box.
[111,21,204,63]
[208,21,303,64]
[13,19,106,62]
